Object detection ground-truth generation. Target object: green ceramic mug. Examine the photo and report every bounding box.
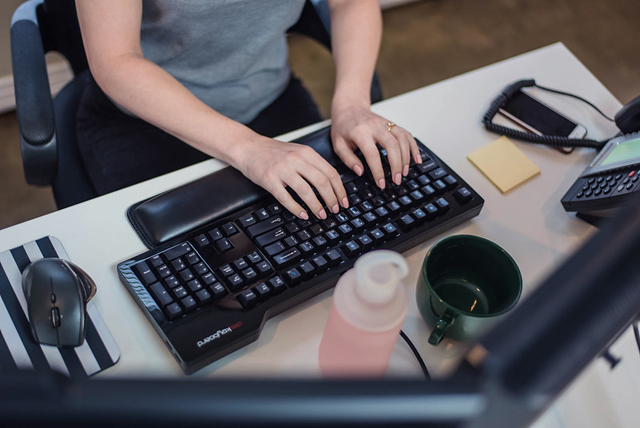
[416,235,522,345]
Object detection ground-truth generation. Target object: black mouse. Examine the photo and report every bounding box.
[22,258,97,347]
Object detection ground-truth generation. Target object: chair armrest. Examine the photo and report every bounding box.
[11,0,57,185]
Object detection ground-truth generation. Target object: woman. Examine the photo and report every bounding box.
[75,0,420,220]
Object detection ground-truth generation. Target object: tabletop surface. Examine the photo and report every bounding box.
[1,43,638,427]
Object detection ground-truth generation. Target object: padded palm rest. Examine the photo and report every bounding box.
[127,126,342,248]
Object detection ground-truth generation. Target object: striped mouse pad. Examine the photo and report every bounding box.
[0,236,119,378]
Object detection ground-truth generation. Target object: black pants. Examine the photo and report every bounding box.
[77,75,323,195]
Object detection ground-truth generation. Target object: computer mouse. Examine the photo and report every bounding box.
[615,94,640,135]
[22,258,97,347]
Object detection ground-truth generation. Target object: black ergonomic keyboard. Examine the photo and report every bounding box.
[117,127,484,374]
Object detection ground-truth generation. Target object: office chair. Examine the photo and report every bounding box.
[11,0,383,210]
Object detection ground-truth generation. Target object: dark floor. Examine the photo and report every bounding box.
[1,0,639,229]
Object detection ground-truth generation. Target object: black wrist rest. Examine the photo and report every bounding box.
[127,126,341,248]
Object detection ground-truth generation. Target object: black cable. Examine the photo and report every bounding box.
[399,329,430,380]
[535,84,616,122]
[482,78,609,150]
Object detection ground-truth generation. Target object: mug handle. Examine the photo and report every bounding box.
[428,311,455,345]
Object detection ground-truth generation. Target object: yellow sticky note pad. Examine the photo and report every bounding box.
[467,136,540,193]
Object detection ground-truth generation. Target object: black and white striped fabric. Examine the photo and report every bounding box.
[0,236,120,379]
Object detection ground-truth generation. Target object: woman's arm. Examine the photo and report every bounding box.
[327,0,421,189]
[75,0,347,219]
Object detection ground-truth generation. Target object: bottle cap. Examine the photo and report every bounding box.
[354,250,409,305]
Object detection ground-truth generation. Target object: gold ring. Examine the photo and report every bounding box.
[387,122,396,132]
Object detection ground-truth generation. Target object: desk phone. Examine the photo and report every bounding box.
[562,132,640,215]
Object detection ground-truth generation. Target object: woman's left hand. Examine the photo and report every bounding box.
[331,105,422,190]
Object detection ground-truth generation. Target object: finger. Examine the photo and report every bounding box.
[310,160,349,212]
[391,127,411,177]
[299,166,340,217]
[285,173,326,220]
[376,128,403,186]
[358,138,385,189]
[333,137,364,179]
[270,183,309,220]
[407,132,422,164]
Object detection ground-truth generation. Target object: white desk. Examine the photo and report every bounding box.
[1,43,638,427]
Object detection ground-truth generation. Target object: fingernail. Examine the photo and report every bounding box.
[394,173,402,185]
[318,210,327,220]
[415,154,423,164]
[378,178,386,190]
[403,165,409,177]
[331,204,339,214]
[299,211,309,220]
[353,165,363,176]
[341,197,349,208]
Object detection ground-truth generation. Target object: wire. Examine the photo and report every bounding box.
[399,329,431,380]
[535,84,616,122]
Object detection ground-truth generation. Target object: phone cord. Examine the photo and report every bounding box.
[482,79,611,150]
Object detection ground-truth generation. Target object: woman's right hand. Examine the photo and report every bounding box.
[235,136,349,220]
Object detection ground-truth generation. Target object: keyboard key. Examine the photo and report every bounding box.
[444,175,458,187]
[424,203,438,217]
[273,248,302,268]
[193,262,209,276]
[181,296,197,312]
[299,261,316,279]
[325,249,342,266]
[201,273,217,285]
[299,241,315,255]
[255,208,270,220]
[283,268,303,286]
[221,222,238,236]
[313,235,328,248]
[218,264,235,277]
[233,258,249,271]
[226,274,244,291]
[148,255,164,268]
[195,289,212,304]
[269,276,287,294]
[187,279,203,292]
[312,255,329,271]
[296,229,312,242]
[173,286,189,299]
[382,222,398,237]
[454,187,473,204]
[255,227,287,247]
[265,241,287,257]
[179,269,195,282]
[133,261,157,285]
[157,265,171,278]
[363,212,377,224]
[357,234,373,250]
[374,206,389,217]
[338,224,353,236]
[149,283,173,307]
[325,230,340,243]
[208,228,223,241]
[210,283,227,299]
[254,282,272,300]
[284,235,299,248]
[428,167,447,180]
[164,275,181,289]
[433,180,446,191]
[163,243,191,261]
[247,251,262,264]
[255,260,273,276]
[370,228,385,244]
[422,185,436,197]
[186,252,200,265]
[171,258,186,272]
[268,204,283,215]
[238,213,257,228]
[214,238,234,253]
[164,302,183,321]
[242,267,258,282]
[343,240,360,258]
[246,215,285,238]
[435,197,450,211]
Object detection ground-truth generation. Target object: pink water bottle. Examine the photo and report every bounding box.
[318,250,410,377]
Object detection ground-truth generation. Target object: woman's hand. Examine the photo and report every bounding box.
[236,136,349,220]
[331,104,421,189]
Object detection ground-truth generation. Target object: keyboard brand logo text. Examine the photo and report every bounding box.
[197,321,243,348]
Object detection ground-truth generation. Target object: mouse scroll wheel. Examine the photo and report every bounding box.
[51,307,61,328]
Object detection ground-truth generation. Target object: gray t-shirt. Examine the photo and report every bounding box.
[140,0,306,124]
